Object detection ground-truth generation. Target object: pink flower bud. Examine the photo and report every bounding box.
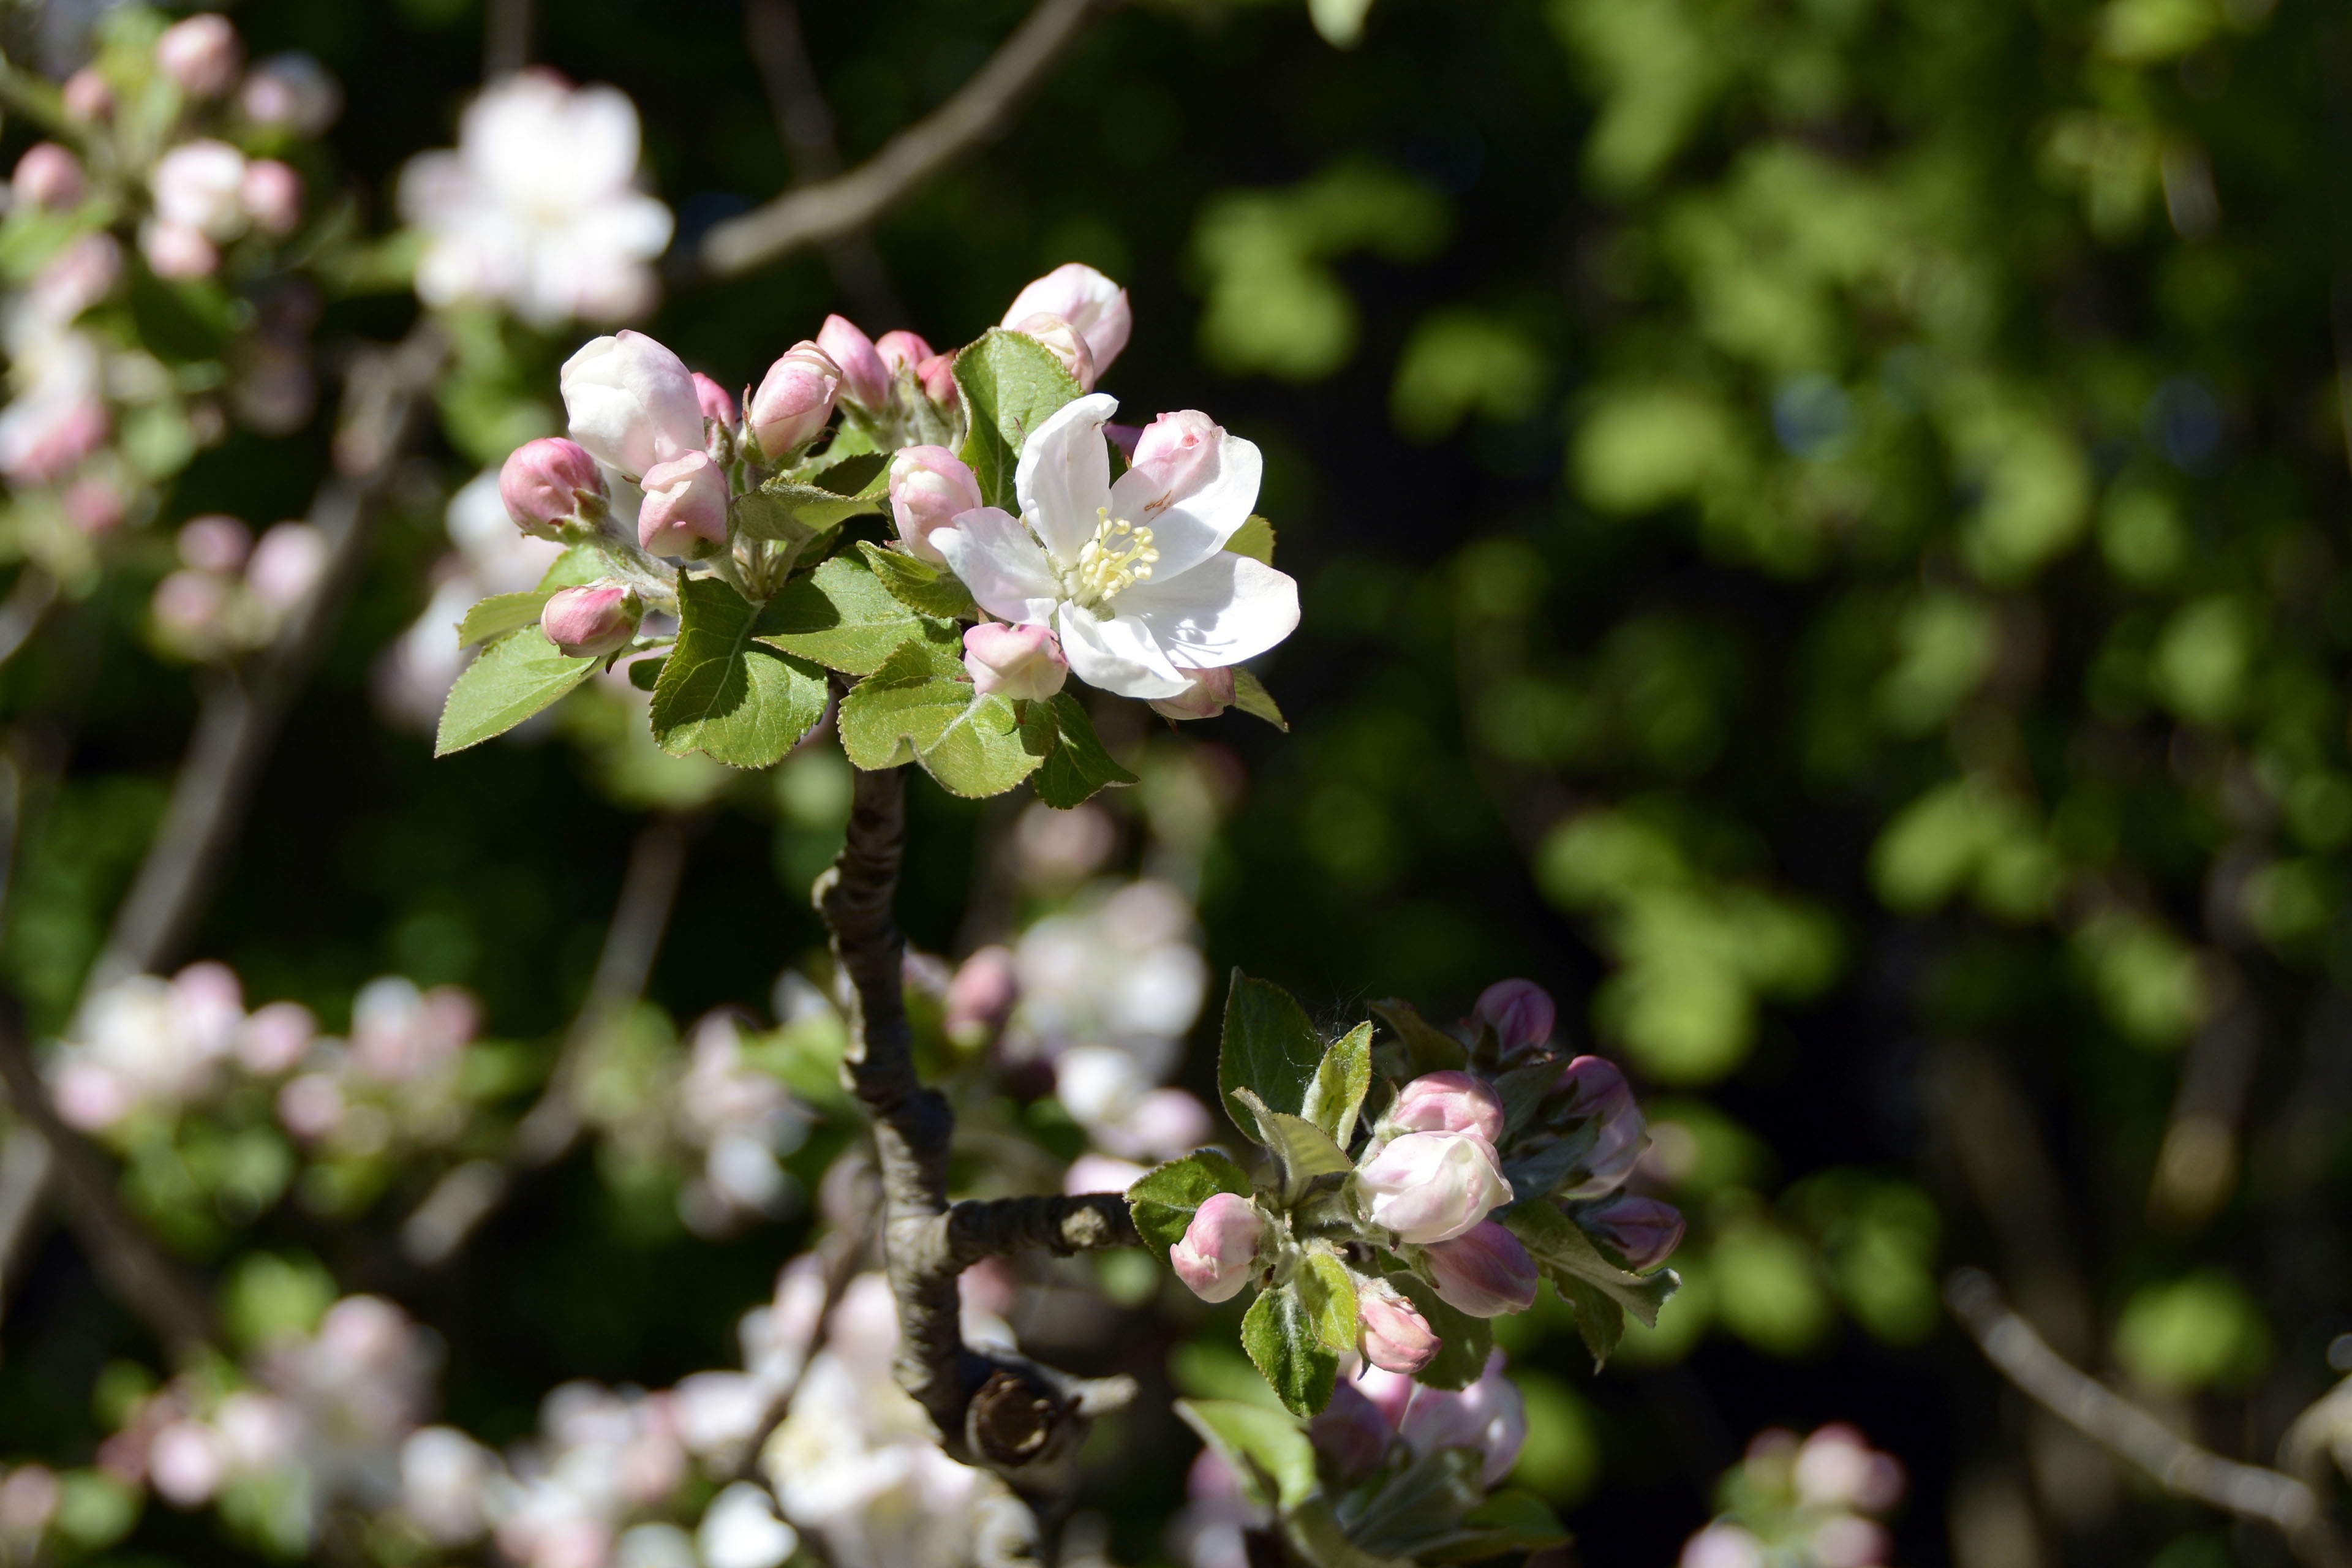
[1008,312,1098,390]
[1355,1129,1513,1245]
[1126,410,1223,506]
[914,351,959,407]
[1421,1220,1539,1317]
[1310,1376,1392,1479]
[1681,1523,1765,1568]
[178,514,250,573]
[12,144,85,210]
[238,1000,314,1075]
[239,159,301,236]
[1397,1351,1526,1485]
[142,221,217,280]
[1793,1423,1904,1513]
[816,314,888,410]
[943,945,1019,1043]
[1358,1285,1441,1373]
[238,51,341,135]
[637,449,729,555]
[875,330,933,376]
[62,68,113,123]
[748,341,839,458]
[246,522,325,610]
[1578,1193,1683,1271]
[1123,1088,1213,1159]
[1002,263,1131,380]
[888,445,982,564]
[157,13,243,99]
[62,477,124,535]
[542,582,643,658]
[1386,1071,1504,1143]
[963,622,1068,701]
[149,1420,225,1506]
[1147,666,1235,722]
[562,331,706,479]
[0,1464,60,1533]
[1472,979,1556,1054]
[1555,1054,1627,1117]
[153,570,227,638]
[1169,1191,1262,1303]
[1556,1056,1645,1199]
[154,140,247,238]
[500,437,609,539]
[692,372,737,427]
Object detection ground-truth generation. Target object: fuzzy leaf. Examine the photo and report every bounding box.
[1221,973,1328,1137]
[734,476,883,541]
[456,590,551,648]
[1386,1272,1493,1391]
[1425,1492,1572,1560]
[1370,998,1468,1074]
[1502,1200,1679,1358]
[1030,693,1139,809]
[435,628,595,756]
[1242,1280,1339,1417]
[1174,1399,1317,1513]
[760,553,940,675]
[537,545,608,591]
[835,639,1049,796]
[1232,667,1289,731]
[1232,1088,1355,1207]
[1126,1150,1254,1257]
[1302,1022,1373,1147]
[1346,1448,1486,1559]
[649,575,829,768]
[1295,1248,1360,1354]
[954,327,1086,510]
[1226,514,1276,565]
[1492,1061,1559,1137]
[1285,1501,1418,1568]
[857,540,978,620]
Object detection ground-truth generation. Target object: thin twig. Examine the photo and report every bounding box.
[1946,1268,2344,1565]
[698,0,1099,279]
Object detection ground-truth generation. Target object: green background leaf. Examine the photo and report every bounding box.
[434,628,595,757]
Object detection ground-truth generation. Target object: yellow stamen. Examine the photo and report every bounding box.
[1065,507,1158,610]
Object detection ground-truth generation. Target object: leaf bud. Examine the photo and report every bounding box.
[963,622,1069,701]
[1007,311,1098,391]
[12,144,85,211]
[499,437,608,540]
[1147,666,1235,722]
[1576,1192,1683,1272]
[1471,978,1556,1054]
[1357,1283,1441,1374]
[1420,1219,1539,1317]
[816,313,889,411]
[888,444,982,564]
[748,341,839,459]
[1384,1069,1504,1144]
[1169,1191,1262,1303]
[1355,1129,1513,1244]
[157,13,243,100]
[541,581,643,658]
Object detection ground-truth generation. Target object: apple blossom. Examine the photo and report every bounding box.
[887,445,983,564]
[157,13,243,99]
[62,477,125,535]
[154,139,250,239]
[638,450,729,555]
[1471,978,1556,1054]
[240,159,303,236]
[61,68,113,123]
[0,333,108,483]
[816,314,888,411]
[143,221,218,279]
[29,234,123,326]
[1578,1191,1684,1270]
[748,341,840,459]
[943,945,1020,1044]
[1008,312,1097,390]
[1357,1284,1440,1373]
[561,331,706,483]
[963,623,1069,701]
[153,570,227,639]
[0,1465,58,1532]
[500,437,609,538]
[1681,1522,1765,1568]
[1148,666,1235,722]
[1355,1129,1512,1244]
[1384,1069,1504,1142]
[1169,1192,1262,1303]
[239,1000,315,1075]
[1793,1423,1905,1513]
[240,51,342,134]
[1421,1220,1540,1317]
[932,393,1298,701]
[875,330,933,377]
[1396,1352,1527,1485]
[12,144,84,210]
[1002,262,1131,381]
[247,522,326,610]
[542,582,643,658]
[178,515,252,573]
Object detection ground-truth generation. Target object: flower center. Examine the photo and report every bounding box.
[1063,508,1158,611]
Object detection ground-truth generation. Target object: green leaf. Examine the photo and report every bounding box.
[835,639,1049,797]
[1126,1150,1254,1257]
[1232,667,1289,731]
[1295,1248,1360,1354]
[1502,1201,1678,1365]
[1424,1491,1572,1561]
[760,553,939,675]
[1284,1501,1417,1568]
[1221,972,1328,1136]
[794,450,888,498]
[435,628,595,757]
[1551,1275,1626,1368]
[1031,693,1140,809]
[1346,1448,1486,1559]
[1174,1399,1317,1513]
[649,575,829,768]
[735,475,885,541]
[1370,998,1468,1074]
[1225,514,1276,565]
[1491,1061,1558,1137]
[457,590,552,648]
[857,540,978,620]
[1387,1272,1493,1391]
[1232,1088,1354,1208]
[538,545,608,592]
[954,327,1087,510]
[627,656,664,692]
[1302,1022,1373,1147]
[1242,1281,1339,1417]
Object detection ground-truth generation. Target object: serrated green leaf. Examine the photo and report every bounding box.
[457,590,552,648]
[626,656,664,692]
[760,553,940,674]
[649,575,829,768]
[538,545,608,592]
[734,477,879,542]
[1303,1022,1373,1146]
[1346,1447,1486,1559]
[1492,1061,1558,1137]
[1231,666,1289,731]
[1551,1273,1626,1368]
[1031,692,1140,809]
[1502,1200,1679,1346]
[1221,973,1328,1139]
[797,450,887,497]
[1243,1281,1339,1417]
[434,628,595,757]
[835,639,1049,796]
[954,327,1087,510]
[1126,1150,1254,1257]
[1226,514,1276,565]
[1174,1399,1317,1513]
[1387,1272,1493,1391]
[857,540,978,620]
[1295,1249,1359,1354]
[1370,998,1468,1074]
[1232,1088,1355,1208]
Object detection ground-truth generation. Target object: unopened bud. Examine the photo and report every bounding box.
[1357,1284,1440,1373]
[1356,1129,1513,1245]
[178,514,250,573]
[1147,666,1235,723]
[749,341,839,459]
[1385,1070,1504,1143]
[1310,1377,1392,1479]
[157,13,243,99]
[692,372,737,427]
[246,521,325,610]
[12,143,85,210]
[943,945,1020,1045]
[541,581,643,658]
[1170,1191,1262,1303]
[1126,410,1223,507]
[239,51,341,135]
[1397,1352,1526,1485]
[499,437,608,539]
[1578,1193,1683,1272]
[152,139,249,241]
[888,445,982,564]
[62,68,114,123]
[1008,312,1097,391]
[638,448,729,555]
[816,314,888,410]
[142,219,219,279]
[1421,1219,1539,1317]
[875,330,933,378]
[239,159,301,236]
[1002,263,1131,380]
[963,623,1068,701]
[1556,1055,1644,1199]
[1472,979,1556,1054]
[915,351,959,407]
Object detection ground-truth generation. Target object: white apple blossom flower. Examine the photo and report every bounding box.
[933,394,1298,701]
[397,71,672,327]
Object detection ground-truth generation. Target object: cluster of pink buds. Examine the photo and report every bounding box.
[1680,1424,1907,1568]
[149,514,326,661]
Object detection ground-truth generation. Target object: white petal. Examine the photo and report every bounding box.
[1107,429,1262,580]
[1014,392,1118,565]
[1117,554,1299,669]
[933,509,1061,626]
[1056,604,1191,700]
